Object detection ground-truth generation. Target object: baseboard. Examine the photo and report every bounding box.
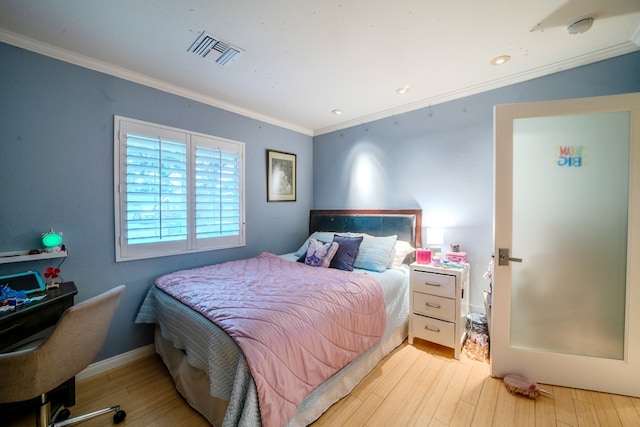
[76,344,156,381]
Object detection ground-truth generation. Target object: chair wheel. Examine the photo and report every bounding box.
[55,408,71,422]
[113,409,126,424]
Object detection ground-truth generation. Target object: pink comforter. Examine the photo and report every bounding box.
[154,252,386,427]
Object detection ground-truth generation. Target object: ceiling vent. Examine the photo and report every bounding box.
[188,31,244,66]
[566,17,594,35]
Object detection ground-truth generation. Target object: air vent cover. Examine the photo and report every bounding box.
[188,31,244,66]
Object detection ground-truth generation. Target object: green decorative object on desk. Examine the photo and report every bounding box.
[42,229,63,252]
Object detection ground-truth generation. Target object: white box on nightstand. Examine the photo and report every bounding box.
[409,262,470,359]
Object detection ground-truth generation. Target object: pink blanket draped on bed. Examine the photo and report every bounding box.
[154,252,386,427]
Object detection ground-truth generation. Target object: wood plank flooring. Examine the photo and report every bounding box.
[7,339,640,426]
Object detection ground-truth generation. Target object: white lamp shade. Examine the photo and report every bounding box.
[426,227,444,246]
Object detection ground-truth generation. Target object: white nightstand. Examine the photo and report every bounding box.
[409,262,470,359]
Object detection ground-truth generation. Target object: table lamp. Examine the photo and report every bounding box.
[426,227,444,265]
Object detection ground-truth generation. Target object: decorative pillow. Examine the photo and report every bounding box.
[294,231,339,257]
[304,239,339,268]
[329,235,363,271]
[352,233,398,272]
[388,240,416,268]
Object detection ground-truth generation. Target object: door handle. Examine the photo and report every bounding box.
[498,248,523,266]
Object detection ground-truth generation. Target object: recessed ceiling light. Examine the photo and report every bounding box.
[331,109,343,115]
[490,55,511,66]
[396,86,410,95]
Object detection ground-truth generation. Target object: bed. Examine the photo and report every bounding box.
[135,209,422,426]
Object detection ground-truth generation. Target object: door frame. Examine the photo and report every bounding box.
[491,93,640,397]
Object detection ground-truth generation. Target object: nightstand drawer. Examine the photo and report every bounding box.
[410,270,456,298]
[413,292,455,322]
[411,314,455,348]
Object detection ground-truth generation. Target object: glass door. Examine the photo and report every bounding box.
[492,93,640,397]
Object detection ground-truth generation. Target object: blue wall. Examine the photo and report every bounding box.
[313,51,640,312]
[3,39,640,360]
[0,42,313,360]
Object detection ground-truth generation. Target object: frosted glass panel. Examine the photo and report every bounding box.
[511,112,628,359]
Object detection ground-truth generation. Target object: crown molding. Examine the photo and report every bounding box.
[313,42,640,136]
[0,29,313,136]
[2,29,637,138]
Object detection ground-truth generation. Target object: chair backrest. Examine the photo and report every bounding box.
[0,285,125,403]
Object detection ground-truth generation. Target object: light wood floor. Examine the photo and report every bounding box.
[8,339,640,426]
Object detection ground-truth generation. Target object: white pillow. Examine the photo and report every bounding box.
[388,240,416,268]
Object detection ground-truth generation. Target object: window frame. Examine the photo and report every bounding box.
[114,115,245,262]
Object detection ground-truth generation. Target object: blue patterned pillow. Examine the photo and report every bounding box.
[294,231,337,257]
[352,234,398,272]
[330,235,363,271]
[304,239,339,268]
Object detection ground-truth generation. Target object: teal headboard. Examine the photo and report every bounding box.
[309,209,422,248]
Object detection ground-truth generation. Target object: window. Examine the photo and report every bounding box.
[114,116,245,261]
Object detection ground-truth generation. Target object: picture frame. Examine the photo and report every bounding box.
[266,149,296,202]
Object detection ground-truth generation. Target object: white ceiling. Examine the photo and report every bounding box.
[1,0,639,136]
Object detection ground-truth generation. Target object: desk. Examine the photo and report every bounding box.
[0,282,78,420]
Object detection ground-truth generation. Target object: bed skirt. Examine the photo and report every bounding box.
[154,322,407,426]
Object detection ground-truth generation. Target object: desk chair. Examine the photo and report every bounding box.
[0,285,126,426]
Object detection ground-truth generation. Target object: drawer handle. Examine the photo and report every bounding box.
[425,325,440,333]
[425,302,441,309]
[424,282,441,287]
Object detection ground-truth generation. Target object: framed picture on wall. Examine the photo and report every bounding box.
[266,149,296,202]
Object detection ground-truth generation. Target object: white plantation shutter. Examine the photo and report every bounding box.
[114,116,245,261]
[192,135,243,248]
[125,135,188,244]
